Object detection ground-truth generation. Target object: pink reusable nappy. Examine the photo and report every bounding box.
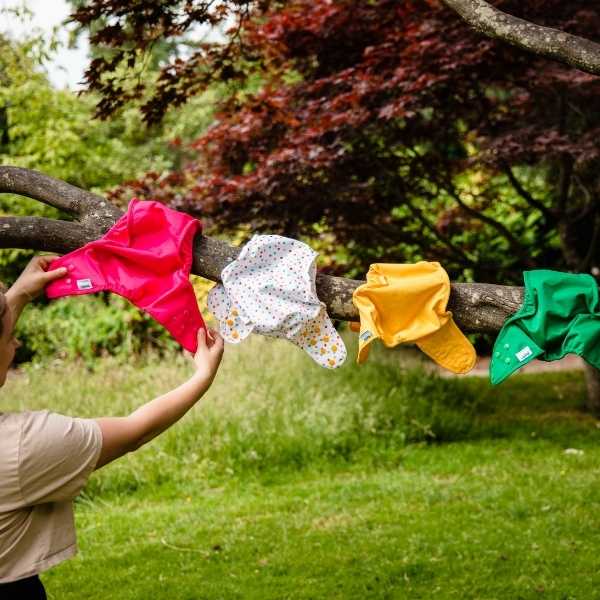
[46,199,206,352]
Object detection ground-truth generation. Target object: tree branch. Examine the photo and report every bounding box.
[501,162,555,224]
[0,216,98,253]
[0,167,526,334]
[404,199,478,266]
[441,0,600,76]
[449,188,534,267]
[0,166,123,231]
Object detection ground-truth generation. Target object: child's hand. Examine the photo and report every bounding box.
[11,254,68,301]
[190,327,224,383]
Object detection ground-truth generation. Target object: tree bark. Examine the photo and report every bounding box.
[583,363,600,414]
[441,0,600,76]
[0,166,122,231]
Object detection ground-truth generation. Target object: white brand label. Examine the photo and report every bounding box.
[360,330,373,341]
[515,346,533,362]
[77,278,93,290]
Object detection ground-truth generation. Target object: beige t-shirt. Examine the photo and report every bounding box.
[0,410,102,583]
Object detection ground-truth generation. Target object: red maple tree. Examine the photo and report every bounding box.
[72,0,600,282]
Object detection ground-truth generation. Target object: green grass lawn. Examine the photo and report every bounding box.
[3,335,600,599]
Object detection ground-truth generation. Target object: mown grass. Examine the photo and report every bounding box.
[3,334,600,599]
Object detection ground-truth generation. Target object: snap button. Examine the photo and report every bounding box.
[504,357,510,364]
[494,352,500,358]
[503,343,509,350]
[66,278,71,284]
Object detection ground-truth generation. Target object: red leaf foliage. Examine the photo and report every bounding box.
[77,0,600,279]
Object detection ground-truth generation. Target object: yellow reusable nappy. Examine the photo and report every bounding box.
[350,262,476,374]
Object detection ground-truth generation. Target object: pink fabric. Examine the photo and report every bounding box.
[45,199,205,352]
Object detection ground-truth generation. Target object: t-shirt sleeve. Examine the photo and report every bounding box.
[18,410,103,505]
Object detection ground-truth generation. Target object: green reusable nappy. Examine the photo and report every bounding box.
[490,270,600,385]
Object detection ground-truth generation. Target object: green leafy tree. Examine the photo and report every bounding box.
[0,28,217,360]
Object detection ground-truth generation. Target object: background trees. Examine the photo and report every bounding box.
[3,0,600,411]
[69,0,600,283]
[0,26,218,359]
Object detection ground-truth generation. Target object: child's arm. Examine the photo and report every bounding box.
[94,328,224,470]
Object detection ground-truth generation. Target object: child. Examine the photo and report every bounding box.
[0,255,224,599]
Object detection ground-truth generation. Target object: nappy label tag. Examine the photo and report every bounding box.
[77,278,93,290]
[515,346,533,362]
[360,330,373,341]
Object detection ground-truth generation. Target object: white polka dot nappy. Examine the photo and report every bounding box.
[207,235,347,369]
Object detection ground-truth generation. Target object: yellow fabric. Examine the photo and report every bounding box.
[351,262,476,374]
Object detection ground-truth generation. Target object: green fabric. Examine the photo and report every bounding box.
[490,270,600,385]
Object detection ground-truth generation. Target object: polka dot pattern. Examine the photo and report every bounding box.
[207,234,346,369]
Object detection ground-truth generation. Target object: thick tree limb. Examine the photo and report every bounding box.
[0,167,524,333]
[441,0,600,76]
[0,166,123,231]
[0,216,98,253]
[178,234,525,331]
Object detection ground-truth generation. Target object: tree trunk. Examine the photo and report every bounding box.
[583,363,600,415]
